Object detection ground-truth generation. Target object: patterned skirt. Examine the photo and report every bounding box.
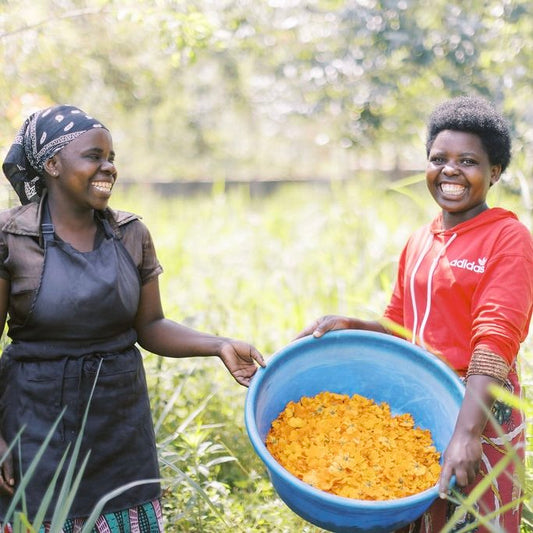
[3,499,163,533]
[396,370,525,533]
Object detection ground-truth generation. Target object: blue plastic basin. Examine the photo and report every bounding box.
[245,330,465,533]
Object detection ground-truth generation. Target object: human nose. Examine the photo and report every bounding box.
[100,159,116,175]
[442,162,459,175]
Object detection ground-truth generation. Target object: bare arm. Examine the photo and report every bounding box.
[0,278,14,496]
[134,278,265,386]
[438,374,496,497]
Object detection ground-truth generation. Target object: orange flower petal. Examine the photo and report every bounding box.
[266,391,441,500]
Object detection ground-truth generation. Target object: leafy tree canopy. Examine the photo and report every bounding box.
[1,0,532,186]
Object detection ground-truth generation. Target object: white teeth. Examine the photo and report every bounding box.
[92,182,112,193]
[440,183,465,196]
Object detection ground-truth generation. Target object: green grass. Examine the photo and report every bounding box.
[112,177,532,532]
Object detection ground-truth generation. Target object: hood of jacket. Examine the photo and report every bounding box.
[429,207,518,237]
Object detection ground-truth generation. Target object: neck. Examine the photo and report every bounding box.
[442,203,488,230]
[46,196,96,229]
[46,196,97,252]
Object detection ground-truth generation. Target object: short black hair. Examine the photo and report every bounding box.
[425,96,512,172]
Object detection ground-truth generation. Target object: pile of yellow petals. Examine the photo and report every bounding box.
[266,391,441,500]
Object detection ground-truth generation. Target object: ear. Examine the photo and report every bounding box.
[489,165,502,187]
[43,156,59,178]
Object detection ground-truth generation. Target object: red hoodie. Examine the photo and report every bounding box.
[383,207,533,374]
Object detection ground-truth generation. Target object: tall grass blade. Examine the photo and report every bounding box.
[48,359,103,529]
[2,407,67,526]
[0,426,25,468]
[17,512,33,533]
[386,173,427,210]
[30,444,71,531]
[48,453,91,532]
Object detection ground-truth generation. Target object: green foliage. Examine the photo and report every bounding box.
[1,1,533,184]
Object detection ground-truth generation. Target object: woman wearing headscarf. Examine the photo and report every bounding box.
[0,104,265,531]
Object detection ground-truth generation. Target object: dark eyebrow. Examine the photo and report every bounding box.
[83,147,115,158]
[429,150,480,158]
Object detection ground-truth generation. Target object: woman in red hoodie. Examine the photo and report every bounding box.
[298,96,533,532]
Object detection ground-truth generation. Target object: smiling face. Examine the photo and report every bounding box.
[45,128,117,212]
[426,129,502,229]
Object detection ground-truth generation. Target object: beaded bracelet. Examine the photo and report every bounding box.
[466,348,510,383]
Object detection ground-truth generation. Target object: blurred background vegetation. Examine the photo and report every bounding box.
[1,1,532,531]
[1,0,533,190]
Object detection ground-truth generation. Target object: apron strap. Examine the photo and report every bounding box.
[41,200,55,244]
[41,201,115,244]
[99,217,115,240]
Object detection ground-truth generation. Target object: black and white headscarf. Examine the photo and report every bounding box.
[2,104,108,204]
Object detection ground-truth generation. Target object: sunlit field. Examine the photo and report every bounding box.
[112,176,532,533]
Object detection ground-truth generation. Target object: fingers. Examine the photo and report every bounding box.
[294,323,318,340]
[0,460,14,496]
[294,317,332,340]
[0,480,14,496]
[311,322,328,338]
[438,460,480,498]
[461,461,479,487]
[224,340,265,366]
[230,365,258,387]
[438,463,453,499]
[233,373,250,387]
[250,346,266,367]
[218,340,266,387]
[238,341,265,367]
[309,316,341,338]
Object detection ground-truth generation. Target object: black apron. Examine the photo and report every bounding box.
[0,203,160,520]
